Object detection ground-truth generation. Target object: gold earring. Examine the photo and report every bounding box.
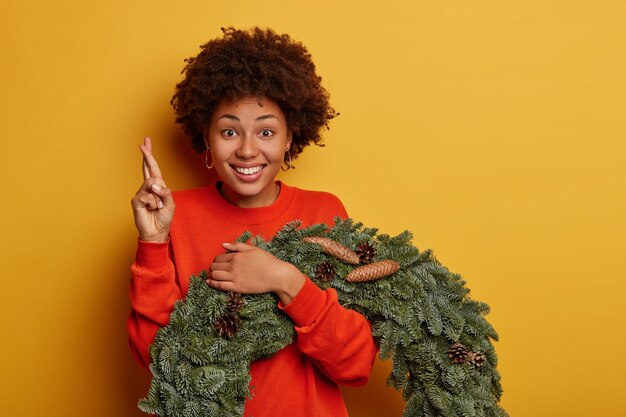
[205,147,214,169]
[281,150,292,171]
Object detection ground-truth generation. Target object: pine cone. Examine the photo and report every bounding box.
[214,292,245,339]
[226,291,245,313]
[214,313,241,339]
[355,241,376,264]
[467,351,486,368]
[303,236,360,265]
[345,260,400,282]
[315,261,336,282]
[448,342,469,364]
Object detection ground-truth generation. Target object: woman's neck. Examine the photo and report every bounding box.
[217,181,281,208]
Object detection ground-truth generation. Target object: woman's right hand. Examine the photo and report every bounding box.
[130,137,175,243]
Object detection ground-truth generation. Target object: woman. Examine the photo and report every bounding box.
[128,27,377,416]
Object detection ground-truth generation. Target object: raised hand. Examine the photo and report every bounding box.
[130,137,175,242]
[208,242,306,304]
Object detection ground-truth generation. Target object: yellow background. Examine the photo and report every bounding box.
[2,1,625,416]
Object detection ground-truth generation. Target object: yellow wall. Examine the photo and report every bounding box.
[2,1,625,416]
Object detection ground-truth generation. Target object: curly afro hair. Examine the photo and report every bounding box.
[171,27,338,160]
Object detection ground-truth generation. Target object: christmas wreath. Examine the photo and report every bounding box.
[138,219,508,417]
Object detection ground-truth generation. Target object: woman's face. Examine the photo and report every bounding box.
[204,96,292,208]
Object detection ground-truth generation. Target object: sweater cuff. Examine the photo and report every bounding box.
[278,277,326,328]
[135,238,170,270]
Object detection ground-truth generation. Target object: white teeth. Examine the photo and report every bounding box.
[234,166,263,175]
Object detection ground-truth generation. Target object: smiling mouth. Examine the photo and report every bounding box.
[232,165,266,175]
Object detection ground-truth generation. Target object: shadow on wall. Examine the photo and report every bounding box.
[100,229,154,416]
[342,359,406,416]
[164,129,219,191]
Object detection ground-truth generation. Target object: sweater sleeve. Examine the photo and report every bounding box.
[278,277,377,386]
[126,239,182,370]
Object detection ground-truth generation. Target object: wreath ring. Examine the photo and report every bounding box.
[138,218,508,417]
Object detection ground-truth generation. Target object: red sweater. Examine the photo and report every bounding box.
[128,181,377,417]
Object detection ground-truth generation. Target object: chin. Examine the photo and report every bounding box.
[219,174,280,207]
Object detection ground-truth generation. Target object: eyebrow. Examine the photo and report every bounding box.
[217,114,279,122]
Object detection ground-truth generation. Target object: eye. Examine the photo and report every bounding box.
[259,129,274,138]
[221,128,237,138]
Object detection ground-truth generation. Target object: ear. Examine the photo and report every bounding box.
[202,127,211,149]
[285,129,293,152]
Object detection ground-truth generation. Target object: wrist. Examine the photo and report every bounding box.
[275,263,306,306]
[139,233,169,243]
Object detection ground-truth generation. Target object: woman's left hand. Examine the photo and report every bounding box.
[208,242,305,305]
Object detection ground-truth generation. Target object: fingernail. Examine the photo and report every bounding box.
[151,184,161,192]
[222,242,232,246]
[158,201,164,209]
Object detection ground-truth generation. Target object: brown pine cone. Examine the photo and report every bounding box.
[345,260,400,282]
[226,291,245,313]
[355,241,376,264]
[303,236,360,265]
[214,292,245,339]
[467,351,486,368]
[448,342,469,364]
[214,313,241,339]
[315,261,336,282]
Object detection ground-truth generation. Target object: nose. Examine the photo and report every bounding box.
[236,134,259,159]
